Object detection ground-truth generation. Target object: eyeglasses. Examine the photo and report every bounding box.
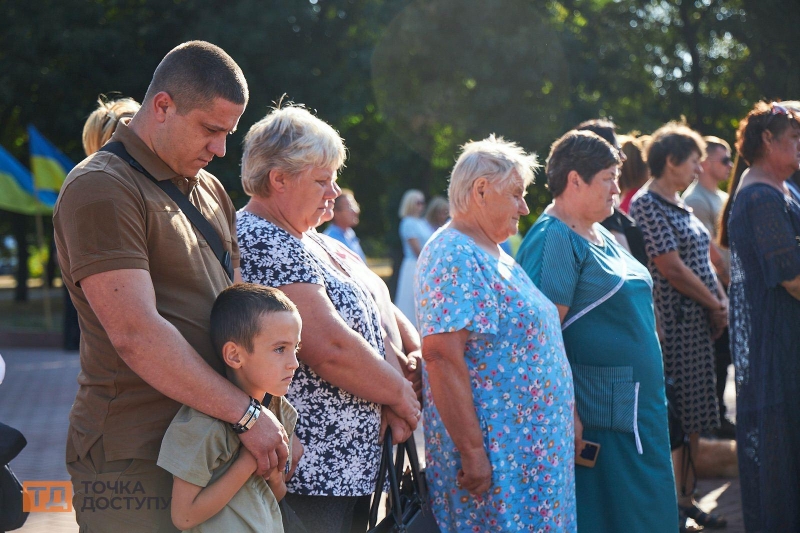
[707,156,733,166]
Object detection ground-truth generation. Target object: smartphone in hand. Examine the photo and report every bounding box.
[576,439,601,468]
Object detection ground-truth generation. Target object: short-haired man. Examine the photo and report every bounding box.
[54,41,288,531]
[323,189,367,262]
[682,135,736,439]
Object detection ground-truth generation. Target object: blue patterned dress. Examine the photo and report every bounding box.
[415,228,576,533]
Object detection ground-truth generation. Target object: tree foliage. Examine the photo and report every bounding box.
[0,0,797,256]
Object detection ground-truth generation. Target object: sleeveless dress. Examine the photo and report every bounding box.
[518,214,678,533]
[415,228,576,532]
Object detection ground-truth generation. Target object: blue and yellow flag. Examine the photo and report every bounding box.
[28,125,74,197]
[0,145,51,215]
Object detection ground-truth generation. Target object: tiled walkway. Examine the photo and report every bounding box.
[0,348,745,532]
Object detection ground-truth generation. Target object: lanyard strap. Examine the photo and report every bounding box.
[99,142,233,282]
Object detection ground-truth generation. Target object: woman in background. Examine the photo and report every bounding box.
[394,189,431,324]
[424,195,449,233]
[630,122,727,530]
[721,102,800,532]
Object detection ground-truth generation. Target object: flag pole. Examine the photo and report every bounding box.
[34,211,52,330]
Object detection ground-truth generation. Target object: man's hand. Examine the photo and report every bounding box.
[380,407,413,443]
[390,378,421,430]
[457,447,492,497]
[238,408,290,477]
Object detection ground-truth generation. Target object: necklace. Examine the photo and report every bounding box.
[547,204,603,245]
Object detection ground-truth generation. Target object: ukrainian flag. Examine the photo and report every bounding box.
[0,145,51,215]
[28,125,74,198]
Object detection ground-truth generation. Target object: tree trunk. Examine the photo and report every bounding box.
[12,213,29,302]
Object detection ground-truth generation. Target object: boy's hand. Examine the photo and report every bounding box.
[239,408,290,477]
[287,436,304,481]
[236,446,258,474]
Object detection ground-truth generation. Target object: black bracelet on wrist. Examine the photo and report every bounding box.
[231,396,262,434]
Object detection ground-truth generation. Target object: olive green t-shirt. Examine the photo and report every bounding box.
[157,396,297,533]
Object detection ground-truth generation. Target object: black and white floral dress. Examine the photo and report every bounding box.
[237,211,384,496]
[630,191,720,434]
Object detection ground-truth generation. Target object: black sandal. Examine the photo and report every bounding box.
[680,504,727,529]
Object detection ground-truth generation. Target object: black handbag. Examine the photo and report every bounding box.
[665,377,686,451]
[0,422,28,531]
[367,428,440,533]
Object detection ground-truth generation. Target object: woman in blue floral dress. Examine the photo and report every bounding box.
[415,136,576,532]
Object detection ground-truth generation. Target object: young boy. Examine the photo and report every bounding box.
[157,283,302,532]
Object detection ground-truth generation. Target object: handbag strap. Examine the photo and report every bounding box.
[402,433,428,502]
[368,427,405,529]
[99,142,234,282]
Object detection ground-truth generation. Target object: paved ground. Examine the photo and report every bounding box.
[0,348,744,532]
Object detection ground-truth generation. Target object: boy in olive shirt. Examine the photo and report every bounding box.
[158,284,302,532]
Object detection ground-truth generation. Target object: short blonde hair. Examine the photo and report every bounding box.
[448,135,539,216]
[82,96,140,156]
[398,189,424,218]
[241,103,346,197]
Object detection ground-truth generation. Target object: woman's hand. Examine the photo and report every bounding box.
[380,407,413,443]
[709,304,728,339]
[457,447,492,497]
[404,349,423,402]
[573,407,584,451]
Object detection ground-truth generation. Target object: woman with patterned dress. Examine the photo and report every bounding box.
[630,122,728,530]
[237,104,421,533]
[415,135,576,532]
[719,102,800,532]
[518,130,677,533]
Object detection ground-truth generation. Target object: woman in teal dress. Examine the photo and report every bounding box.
[518,130,677,532]
[416,135,576,532]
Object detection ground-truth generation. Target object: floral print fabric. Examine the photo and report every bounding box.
[415,228,577,532]
[237,211,383,496]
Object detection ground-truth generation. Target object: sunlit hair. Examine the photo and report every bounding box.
[333,188,356,211]
[618,134,649,192]
[82,96,140,156]
[575,118,618,146]
[735,101,800,166]
[398,189,424,218]
[210,283,298,356]
[545,130,620,198]
[241,101,347,198]
[647,122,706,179]
[703,135,731,155]
[448,135,539,217]
[143,40,248,114]
[425,196,449,226]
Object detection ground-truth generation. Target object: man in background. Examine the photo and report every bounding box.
[324,188,367,262]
